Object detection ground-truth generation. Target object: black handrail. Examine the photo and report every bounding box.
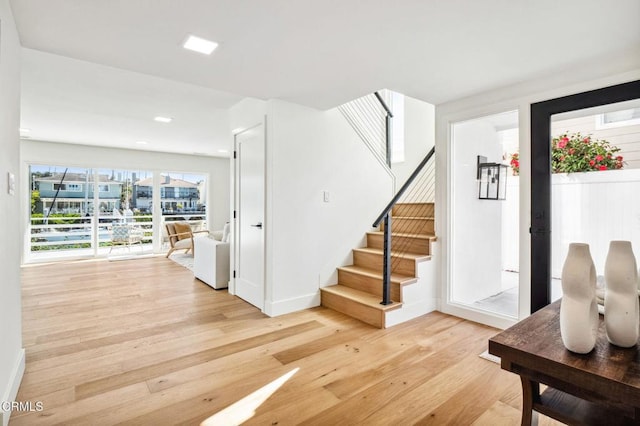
[373,92,393,118]
[373,146,435,227]
[374,146,435,306]
[45,168,68,221]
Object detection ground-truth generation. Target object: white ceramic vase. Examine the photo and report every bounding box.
[560,243,598,354]
[605,240,639,348]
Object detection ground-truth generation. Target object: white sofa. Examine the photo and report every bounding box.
[194,236,230,289]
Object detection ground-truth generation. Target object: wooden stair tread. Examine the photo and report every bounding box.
[395,202,433,205]
[320,285,402,312]
[367,231,437,241]
[337,265,417,285]
[353,247,431,261]
[391,216,435,220]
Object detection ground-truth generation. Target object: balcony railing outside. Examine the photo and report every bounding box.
[27,213,207,261]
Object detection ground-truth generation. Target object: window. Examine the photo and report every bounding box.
[596,107,640,129]
[450,110,520,319]
[27,165,207,262]
[53,183,81,191]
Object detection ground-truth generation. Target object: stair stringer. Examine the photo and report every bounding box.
[384,240,439,327]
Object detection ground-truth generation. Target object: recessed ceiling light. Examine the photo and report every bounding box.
[218,149,229,153]
[136,141,149,145]
[19,128,30,133]
[154,116,173,123]
[232,127,245,134]
[183,35,218,55]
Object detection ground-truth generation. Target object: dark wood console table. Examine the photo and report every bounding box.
[489,300,640,425]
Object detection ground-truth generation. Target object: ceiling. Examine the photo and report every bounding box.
[11,0,640,156]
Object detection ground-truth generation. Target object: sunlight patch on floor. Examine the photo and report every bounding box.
[200,368,300,426]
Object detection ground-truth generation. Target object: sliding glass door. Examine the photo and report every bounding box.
[26,165,208,262]
[29,165,95,260]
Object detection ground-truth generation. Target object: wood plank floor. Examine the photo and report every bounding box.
[14,256,562,425]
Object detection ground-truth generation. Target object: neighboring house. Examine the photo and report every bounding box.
[134,175,202,213]
[33,172,123,214]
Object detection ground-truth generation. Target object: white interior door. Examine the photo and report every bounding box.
[235,125,265,309]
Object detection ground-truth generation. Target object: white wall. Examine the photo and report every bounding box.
[229,98,267,135]
[263,99,394,316]
[20,140,230,259]
[502,176,520,272]
[391,95,436,186]
[436,68,640,329]
[0,1,24,424]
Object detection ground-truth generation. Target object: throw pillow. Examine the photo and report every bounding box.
[173,222,192,240]
[222,222,230,243]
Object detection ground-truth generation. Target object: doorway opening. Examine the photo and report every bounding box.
[450,110,520,318]
[530,80,640,312]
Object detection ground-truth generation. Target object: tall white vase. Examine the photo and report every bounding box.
[560,243,598,354]
[605,240,639,348]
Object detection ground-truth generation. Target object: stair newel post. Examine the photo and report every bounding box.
[381,212,392,305]
[374,91,393,167]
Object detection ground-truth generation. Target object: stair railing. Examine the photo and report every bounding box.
[373,91,393,167]
[338,90,394,170]
[373,146,436,305]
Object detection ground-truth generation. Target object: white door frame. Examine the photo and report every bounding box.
[439,106,523,330]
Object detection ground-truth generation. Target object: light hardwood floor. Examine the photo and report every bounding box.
[14,256,562,425]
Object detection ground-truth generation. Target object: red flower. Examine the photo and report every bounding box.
[569,148,576,155]
[599,165,607,171]
[589,160,595,166]
[595,155,603,162]
[558,140,567,149]
[559,156,565,161]
[617,155,624,161]
[583,137,590,143]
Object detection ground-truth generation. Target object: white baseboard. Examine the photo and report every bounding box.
[264,292,321,317]
[385,298,438,328]
[2,348,25,426]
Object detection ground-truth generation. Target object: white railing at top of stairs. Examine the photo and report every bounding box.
[338,90,396,190]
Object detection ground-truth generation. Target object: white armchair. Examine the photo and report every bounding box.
[194,236,230,289]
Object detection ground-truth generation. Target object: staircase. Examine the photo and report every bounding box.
[320,202,436,328]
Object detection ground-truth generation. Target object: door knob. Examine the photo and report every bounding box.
[250,222,263,229]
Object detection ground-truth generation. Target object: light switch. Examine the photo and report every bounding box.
[7,172,15,196]
[322,190,330,203]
